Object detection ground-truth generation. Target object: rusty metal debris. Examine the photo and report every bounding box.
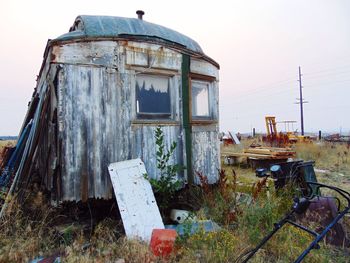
[263,116,313,147]
[237,162,350,262]
[238,183,350,262]
[324,133,350,143]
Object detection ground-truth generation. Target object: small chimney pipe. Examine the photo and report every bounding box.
[136,10,145,20]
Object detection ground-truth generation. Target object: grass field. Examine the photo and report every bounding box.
[0,139,349,262]
[0,140,16,165]
[0,140,16,150]
[222,139,350,191]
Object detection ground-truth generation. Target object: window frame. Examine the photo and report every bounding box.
[134,73,174,121]
[190,73,217,124]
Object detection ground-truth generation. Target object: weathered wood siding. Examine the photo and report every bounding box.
[58,65,119,200]
[131,125,184,181]
[53,41,186,201]
[192,127,220,184]
[31,39,219,202]
[190,59,220,184]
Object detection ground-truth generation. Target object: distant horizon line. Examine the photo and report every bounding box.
[221,130,350,136]
[1,130,350,139]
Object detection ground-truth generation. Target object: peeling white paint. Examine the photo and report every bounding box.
[31,38,220,202]
[108,159,164,242]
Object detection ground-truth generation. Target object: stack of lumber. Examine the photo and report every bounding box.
[222,146,296,160]
[244,147,295,158]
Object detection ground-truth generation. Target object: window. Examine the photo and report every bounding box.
[135,74,171,119]
[191,80,211,119]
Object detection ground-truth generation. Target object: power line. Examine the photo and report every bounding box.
[305,78,350,89]
[304,70,350,81]
[229,76,350,107]
[300,55,350,71]
[230,65,349,98]
[229,80,295,100]
[303,64,350,76]
[230,87,296,104]
[225,65,349,111]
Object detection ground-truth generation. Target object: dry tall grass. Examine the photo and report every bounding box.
[1,176,349,262]
[0,197,60,262]
[0,139,349,262]
[294,142,350,192]
[0,140,16,167]
[295,142,349,171]
[0,140,16,150]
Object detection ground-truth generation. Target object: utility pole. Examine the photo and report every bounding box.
[295,66,308,135]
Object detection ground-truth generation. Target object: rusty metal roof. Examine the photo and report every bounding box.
[55,15,204,54]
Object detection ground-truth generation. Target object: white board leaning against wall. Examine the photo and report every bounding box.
[108,158,164,242]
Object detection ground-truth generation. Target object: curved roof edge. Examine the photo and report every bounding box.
[52,15,219,69]
[56,15,203,53]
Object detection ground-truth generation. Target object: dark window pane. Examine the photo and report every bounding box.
[136,75,171,118]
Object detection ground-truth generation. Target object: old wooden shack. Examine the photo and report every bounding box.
[17,13,220,202]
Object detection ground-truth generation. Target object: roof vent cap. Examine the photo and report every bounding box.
[136,10,145,20]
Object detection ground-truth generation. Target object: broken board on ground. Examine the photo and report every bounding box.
[108,158,164,242]
[228,131,241,144]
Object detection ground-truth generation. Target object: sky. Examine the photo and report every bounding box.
[0,0,349,135]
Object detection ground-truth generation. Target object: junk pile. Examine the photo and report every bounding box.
[221,131,241,146]
[324,133,350,143]
[108,158,220,257]
[243,146,296,158]
[222,146,296,168]
[262,116,314,147]
[236,160,350,262]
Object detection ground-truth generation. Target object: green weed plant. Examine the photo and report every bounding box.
[146,126,184,212]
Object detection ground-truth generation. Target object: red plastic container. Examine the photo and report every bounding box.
[150,229,177,257]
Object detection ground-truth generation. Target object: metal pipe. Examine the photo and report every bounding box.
[136,10,145,20]
[285,219,319,237]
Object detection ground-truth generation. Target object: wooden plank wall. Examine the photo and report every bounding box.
[57,65,185,201]
[29,40,220,202]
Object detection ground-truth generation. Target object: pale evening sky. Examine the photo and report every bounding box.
[0,0,349,135]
